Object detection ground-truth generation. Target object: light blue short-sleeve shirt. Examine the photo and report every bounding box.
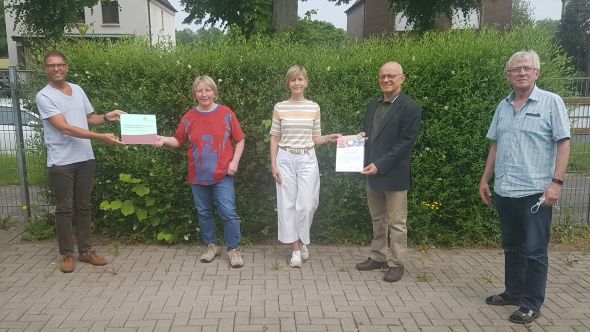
[36,83,95,167]
[486,85,570,198]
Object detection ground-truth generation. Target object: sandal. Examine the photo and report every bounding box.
[485,293,520,306]
[509,307,541,324]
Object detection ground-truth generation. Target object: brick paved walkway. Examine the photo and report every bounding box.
[1,226,589,332]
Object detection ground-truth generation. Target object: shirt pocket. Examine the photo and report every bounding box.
[520,112,543,134]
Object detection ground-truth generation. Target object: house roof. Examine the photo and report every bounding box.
[344,0,364,14]
[153,0,177,13]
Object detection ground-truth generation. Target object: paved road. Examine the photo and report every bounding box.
[0,227,589,331]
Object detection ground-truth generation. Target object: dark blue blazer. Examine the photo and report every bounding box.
[363,92,422,191]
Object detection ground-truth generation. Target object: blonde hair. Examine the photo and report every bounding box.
[285,65,308,86]
[192,75,219,99]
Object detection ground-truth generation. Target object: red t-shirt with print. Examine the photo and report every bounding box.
[174,104,245,185]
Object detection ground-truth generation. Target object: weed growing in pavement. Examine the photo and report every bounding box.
[111,240,121,256]
[480,270,493,284]
[21,213,55,241]
[0,216,12,229]
[551,220,590,247]
[415,271,433,282]
[339,265,348,272]
[271,260,281,271]
[565,256,579,267]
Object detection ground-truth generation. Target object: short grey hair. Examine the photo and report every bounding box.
[505,50,541,72]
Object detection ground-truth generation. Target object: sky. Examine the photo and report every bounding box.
[168,0,563,32]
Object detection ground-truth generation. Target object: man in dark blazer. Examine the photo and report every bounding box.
[356,61,422,282]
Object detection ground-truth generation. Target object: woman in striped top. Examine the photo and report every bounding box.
[269,65,341,268]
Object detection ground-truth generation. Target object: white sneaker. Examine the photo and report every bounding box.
[200,244,221,263]
[289,250,302,268]
[300,244,309,261]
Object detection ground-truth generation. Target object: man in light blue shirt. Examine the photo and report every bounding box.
[36,51,125,273]
[479,50,570,325]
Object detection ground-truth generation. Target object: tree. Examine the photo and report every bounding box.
[559,0,590,74]
[534,19,560,40]
[180,0,273,36]
[388,0,480,32]
[292,16,347,45]
[176,27,224,45]
[512,0,534,26]
[0,2,9,57]
[181,0,486,36]
[4,0,111,39]
[273,0,297,33]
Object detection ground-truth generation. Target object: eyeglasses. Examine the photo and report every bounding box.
[44,63,67,70]
[379,74,403,81]
[507,66,536,74]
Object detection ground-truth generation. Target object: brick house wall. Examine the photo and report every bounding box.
[346,0,513,39]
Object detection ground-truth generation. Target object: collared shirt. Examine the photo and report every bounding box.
[487,85,570,198]
[371,94,399,142]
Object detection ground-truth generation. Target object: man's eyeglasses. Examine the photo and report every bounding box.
[45,63,67,70]
[379,74,403,81]
[507,66,536,74]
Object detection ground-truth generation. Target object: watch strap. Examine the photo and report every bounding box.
[551,178,564,185]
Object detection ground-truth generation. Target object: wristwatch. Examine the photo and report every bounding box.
[551,178,564,186]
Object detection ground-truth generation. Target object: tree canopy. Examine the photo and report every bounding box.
[512,0,534,26]
[389,0,480,32]
[5,0,110,39]
[559,0,590,74]
[180,0,486,36]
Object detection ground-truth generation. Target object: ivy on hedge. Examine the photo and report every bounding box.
[33,26,575,246]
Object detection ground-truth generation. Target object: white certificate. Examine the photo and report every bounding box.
[120,114,157,144]
[335,135,365,172]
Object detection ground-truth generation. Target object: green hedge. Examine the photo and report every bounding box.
[34,26,575,246]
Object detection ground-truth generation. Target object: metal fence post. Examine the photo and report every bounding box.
[9,66,31,221]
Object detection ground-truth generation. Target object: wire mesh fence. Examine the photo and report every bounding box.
[0,68,51,222]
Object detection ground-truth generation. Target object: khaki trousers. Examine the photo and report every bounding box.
[366,182,407,268]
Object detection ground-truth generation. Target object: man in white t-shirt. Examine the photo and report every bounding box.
[36,51,125,273]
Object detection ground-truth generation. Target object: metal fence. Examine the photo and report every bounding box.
[0,68,51,222]
[0,72,589,225]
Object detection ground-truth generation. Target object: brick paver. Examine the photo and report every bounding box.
[1,226,589,331]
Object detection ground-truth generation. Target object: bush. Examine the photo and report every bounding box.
[30,26,575,246]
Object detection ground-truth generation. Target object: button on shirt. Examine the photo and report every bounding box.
[486,86,570,198]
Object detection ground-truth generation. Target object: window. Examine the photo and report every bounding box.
[76,8,85,23]
[102,1,119,24]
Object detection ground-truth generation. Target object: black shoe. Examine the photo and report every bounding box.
[383,266,404,282]
[509,307,541,324]
[485,293,521,306]
[356,258,388,271]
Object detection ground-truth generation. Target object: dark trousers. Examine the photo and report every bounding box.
[494,193,552,311]
[48,160,96,255]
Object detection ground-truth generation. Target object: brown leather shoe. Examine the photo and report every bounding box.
[383,266,404,282]
[60,255,75,273]
[356,258,388,271]
[79,250,108,266]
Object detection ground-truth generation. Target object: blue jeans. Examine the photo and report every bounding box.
[493,193,552,311]
[191,176,241,250]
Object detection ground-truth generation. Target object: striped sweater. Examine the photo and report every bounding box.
[270,100,321,149]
